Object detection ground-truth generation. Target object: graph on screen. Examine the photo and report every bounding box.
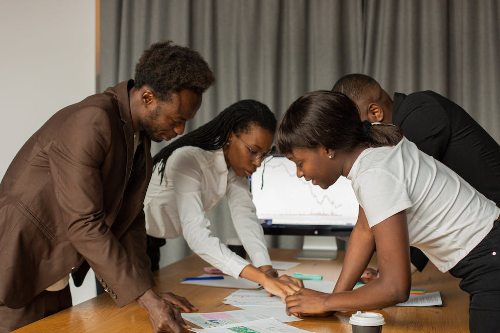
[250,156,359,226]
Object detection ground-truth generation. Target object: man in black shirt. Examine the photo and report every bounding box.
[332,73,500,272]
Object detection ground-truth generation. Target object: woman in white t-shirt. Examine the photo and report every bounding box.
[144,99,301,301]
[278,91,500,333]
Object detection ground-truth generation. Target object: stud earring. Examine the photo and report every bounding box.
[329,155,333,159]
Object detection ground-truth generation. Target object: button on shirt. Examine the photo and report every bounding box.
[144,146,272,278]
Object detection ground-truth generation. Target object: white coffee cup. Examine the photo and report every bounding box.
[349,311,385,333]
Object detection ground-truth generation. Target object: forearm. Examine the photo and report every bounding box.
[75,214,155,306]
[228,181,272,268]
[334,220,375,292]
[259,265,278,277]
[183,221,249,278]
[240,264,268,284]
[137,288,157,309]
[328,212,412,311]
[326,278,406,312]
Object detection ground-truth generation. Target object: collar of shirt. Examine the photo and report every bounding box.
[392,92,406,124]
[133,132,142,154]
[213,148,229,174]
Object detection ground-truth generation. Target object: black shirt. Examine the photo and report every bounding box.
[393,91,500,206]
[393,91,500,271]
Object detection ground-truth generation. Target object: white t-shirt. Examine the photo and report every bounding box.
[347,137,499,272]
[144,146,272,278]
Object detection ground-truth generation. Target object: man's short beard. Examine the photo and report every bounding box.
[141,105,163,142]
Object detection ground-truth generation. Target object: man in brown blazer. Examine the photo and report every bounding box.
[0,41,215,333]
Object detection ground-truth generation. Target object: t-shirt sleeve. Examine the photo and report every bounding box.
[353,169,413,228]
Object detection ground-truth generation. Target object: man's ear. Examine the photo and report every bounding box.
[142,90,155,107]
[367,103,384,122]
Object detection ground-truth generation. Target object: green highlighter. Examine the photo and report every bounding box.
[293,272,323,280]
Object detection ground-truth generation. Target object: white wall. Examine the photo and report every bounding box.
[0,0,97,305]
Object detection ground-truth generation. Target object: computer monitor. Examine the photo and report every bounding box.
[250,155,359,260]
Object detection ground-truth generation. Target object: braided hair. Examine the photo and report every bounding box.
[153,99,277,183]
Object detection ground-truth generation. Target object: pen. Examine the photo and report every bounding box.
[292,273,323,280]
[182,276,224,281]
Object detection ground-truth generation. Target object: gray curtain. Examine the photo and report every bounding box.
[100,0,500,267]
[362,0,500,137]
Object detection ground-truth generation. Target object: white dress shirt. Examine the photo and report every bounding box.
[144,146,272,278]
[347,137,499,272]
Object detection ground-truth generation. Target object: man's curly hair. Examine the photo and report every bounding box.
[134,40,215,101]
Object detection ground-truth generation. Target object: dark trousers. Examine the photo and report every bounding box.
[146,235,166,272]
[449,220,500,333]
[0,285,72,333]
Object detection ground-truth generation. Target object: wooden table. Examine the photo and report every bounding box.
[13,249,469,332]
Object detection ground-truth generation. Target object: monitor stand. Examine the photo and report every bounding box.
[295,236,338,260]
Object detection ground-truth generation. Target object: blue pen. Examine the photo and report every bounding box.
[182,276,224,281]
[292,273,323,280]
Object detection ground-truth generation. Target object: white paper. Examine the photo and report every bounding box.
[180,274,260,289]
[224,289,284,307]
[271,261,300,270]
[191,318,313,333]
[182,310,272,328]
[302,280,337,293]
[236,306,303,323]
[396,291,443,307]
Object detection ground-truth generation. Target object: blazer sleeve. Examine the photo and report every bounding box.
[397,93,451,160]
[48,107,153,307]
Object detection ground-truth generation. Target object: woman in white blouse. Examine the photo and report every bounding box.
[144,100,301,300]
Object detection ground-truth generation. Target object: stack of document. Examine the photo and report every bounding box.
[182,309,300,329]
[396,291,443,307]
[181,281,442,332]
[223,289,283,307]
[186,317,313,333]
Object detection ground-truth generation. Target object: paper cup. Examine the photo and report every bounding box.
[349,311,385,333]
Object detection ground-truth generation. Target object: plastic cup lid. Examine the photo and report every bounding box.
[349,311,385,326]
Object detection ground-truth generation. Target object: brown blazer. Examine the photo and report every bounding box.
[0,80,155,309]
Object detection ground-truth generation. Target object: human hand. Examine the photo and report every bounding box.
[259,265,279,278]
[285,288,335,318]
[137,289,192,333]
[261,275,302,301]
[278,274,304,288]
[158,291,198,312]
[360,268,378,284]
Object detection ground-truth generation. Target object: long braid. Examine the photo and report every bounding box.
[154,99,276,183]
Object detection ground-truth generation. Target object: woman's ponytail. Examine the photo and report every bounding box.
[362,121,404,148]
[278,91,403,155]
